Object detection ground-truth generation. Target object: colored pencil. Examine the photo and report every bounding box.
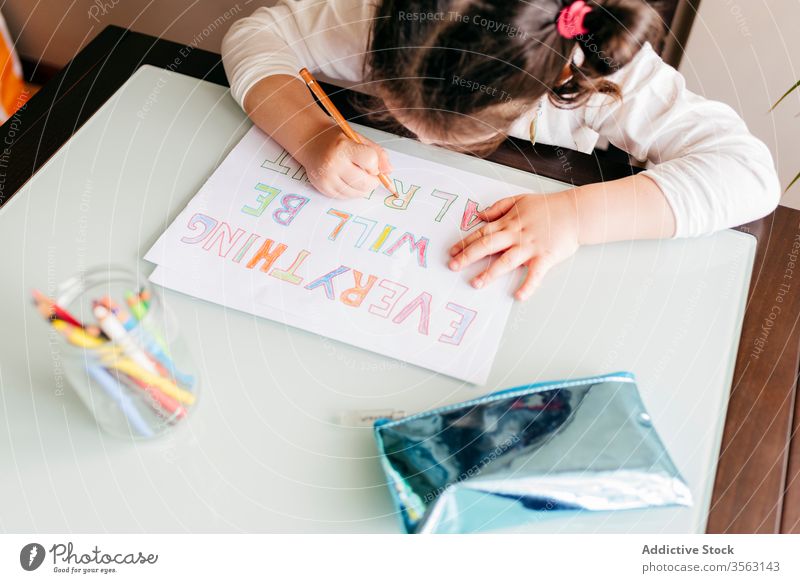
[298,67,398,197]
[31,289,84,328]
[104,356,196,406]
[88,365,154,438]
[119,372,187,420]
[51,319,109,350]
[33,285,195,436]
[93,304,158,375]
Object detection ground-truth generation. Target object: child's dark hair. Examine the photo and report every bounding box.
[359,0,662,153]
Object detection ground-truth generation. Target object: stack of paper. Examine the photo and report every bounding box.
[145,126,524,384]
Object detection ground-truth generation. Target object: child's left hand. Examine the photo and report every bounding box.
[448,191,580,301]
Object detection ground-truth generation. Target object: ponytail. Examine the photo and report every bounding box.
[543,0,663,106]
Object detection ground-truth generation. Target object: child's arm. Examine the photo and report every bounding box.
[585,43,781,238]
[222,1,386,198]
[243,74,391,198]
[449,173,674,300]
[453,43,780,299]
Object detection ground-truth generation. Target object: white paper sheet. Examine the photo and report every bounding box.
[144,126,532,384]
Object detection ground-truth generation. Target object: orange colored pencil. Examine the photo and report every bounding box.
[299,67,398,197]
[32,289,84,328]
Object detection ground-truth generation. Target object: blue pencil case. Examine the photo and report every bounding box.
[373,372,692,534]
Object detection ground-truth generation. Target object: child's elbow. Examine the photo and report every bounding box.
[751,164,781,222]
[733,139,782,225]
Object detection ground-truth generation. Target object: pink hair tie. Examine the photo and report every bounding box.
[557,0,592,39]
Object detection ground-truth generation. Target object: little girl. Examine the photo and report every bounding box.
[221,0,780,300]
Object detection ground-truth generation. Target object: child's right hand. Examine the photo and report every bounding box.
[298,130,393,199]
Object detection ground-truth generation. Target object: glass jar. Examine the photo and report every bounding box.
[55,266,199,439]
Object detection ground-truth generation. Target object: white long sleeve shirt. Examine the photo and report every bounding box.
[221,0,781,238]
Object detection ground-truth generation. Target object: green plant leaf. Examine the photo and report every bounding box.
[770,80,800,111]
[787,170,800,192]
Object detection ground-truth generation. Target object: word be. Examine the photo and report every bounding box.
[241,183,310,226]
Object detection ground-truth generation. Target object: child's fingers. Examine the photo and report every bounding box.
[448,230,515,271]
[349,142,381,175]
[479,196,517,222]
[309,177,342,199]
[471,246,528,289]
[342,165,380,192]
[515,254,554,301]
[360,135,394,173]
[377,149,393,174]
[332,176,367,199]
[449,221,504,256]
[321,184,350,199]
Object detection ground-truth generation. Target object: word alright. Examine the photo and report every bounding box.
[258,146,488,230]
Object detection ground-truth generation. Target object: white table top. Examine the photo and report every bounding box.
[0,66,755,533]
